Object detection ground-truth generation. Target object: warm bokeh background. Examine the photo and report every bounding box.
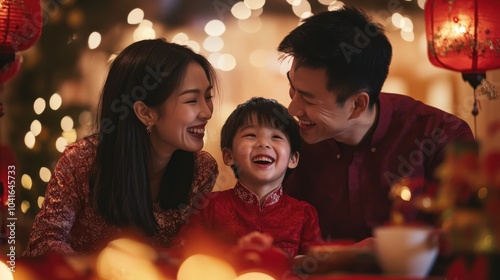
[1,0,499,254]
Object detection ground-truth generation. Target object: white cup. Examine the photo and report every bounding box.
[374,225,438,278]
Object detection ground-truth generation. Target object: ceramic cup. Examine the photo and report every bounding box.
[373,225,438,278]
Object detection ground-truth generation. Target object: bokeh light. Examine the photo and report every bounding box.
[203,36,224,52]
[232,2,252,20]
[128,8,144,24]
[24,132,36,149]
[133,20,156,41]
[292,0,312,18]
[21,174,33,190]
[33,98,46,115]
[30,120,42,136]
[37,197,44,209]
[244,0,266,10]
[39,167,51,183]
[205,20,226,36]
[235,272,276,280]
[0,261,13,280]
[21,201,31,213]
[61,116,74,132]
[56,136,68,153]
[177,254,236,280]
[97,238,161,280]
[88,32,101,49]
[63,129,78,145]
[171,32,190,45]
[218,54,237,71]
[49,93,62,110]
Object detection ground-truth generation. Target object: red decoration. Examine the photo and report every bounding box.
[0,0,42,53]
[425,0,500,73]
[0,52,22,82]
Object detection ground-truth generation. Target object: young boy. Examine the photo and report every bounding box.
[184,97,321,257]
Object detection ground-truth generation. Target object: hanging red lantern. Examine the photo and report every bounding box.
[0,0,42,53]
[425,0,500,135]
[0,52,22,83]
[425,0,500,74]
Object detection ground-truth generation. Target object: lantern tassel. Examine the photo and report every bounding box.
[461,73,499,137]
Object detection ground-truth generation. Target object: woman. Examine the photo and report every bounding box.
[23,38,219,257]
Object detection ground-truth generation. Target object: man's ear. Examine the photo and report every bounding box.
[133,101,156,127]
[288,151,299,169]
[222,147,235,166]
[349,92,369,119]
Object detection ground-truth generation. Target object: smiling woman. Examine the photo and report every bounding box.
[22,38,221,257]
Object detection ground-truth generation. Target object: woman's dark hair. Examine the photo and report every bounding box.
[90,38,218,236]
[220,97,300,178]
[278,6,392,108]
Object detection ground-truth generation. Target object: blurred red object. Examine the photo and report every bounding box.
[446,254,488,280]
[0,0,42,53]
[425,0,500,73]
[0,52,22,83]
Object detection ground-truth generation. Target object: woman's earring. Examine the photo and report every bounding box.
[146,123,152,134]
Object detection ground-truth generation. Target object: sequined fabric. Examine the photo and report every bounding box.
[185,181,322,257]
[22,135,218,257]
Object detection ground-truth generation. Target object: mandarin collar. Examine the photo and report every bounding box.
[233,181,282,208]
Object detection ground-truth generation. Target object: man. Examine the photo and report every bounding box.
[279,6,474,242]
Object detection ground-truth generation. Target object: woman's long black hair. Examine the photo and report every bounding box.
[89,38,218,236]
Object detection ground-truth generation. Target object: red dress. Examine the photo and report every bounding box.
[185,181,322,257]
[22,135,218,257]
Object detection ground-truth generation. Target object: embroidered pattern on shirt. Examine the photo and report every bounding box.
[234,182,282,207]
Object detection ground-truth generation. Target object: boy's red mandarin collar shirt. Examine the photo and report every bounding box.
[233,181,282,208]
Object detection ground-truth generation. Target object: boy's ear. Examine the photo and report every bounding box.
[133,101,157,126]
[288,151,299,169]
[222,147,235,166]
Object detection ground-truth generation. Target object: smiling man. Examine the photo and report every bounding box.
[279,6,474,243]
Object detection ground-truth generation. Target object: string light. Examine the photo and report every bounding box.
[203,36,224,52]
[39,167,51,183]
[33,98,46,115]
[24,132,36,149]
[205,20,226,37]
[21,201,31,213]
[88,31,101,49]
[30,120,42,136]
[127,8,144,24]
[21,174,33,190]
[49,93,62,110]
[231,2,252,20]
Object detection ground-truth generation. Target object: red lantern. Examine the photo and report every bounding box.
[0,52,22,83]
[425,0,500,74]
[0,0,42,53]
[425,0,500,134]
